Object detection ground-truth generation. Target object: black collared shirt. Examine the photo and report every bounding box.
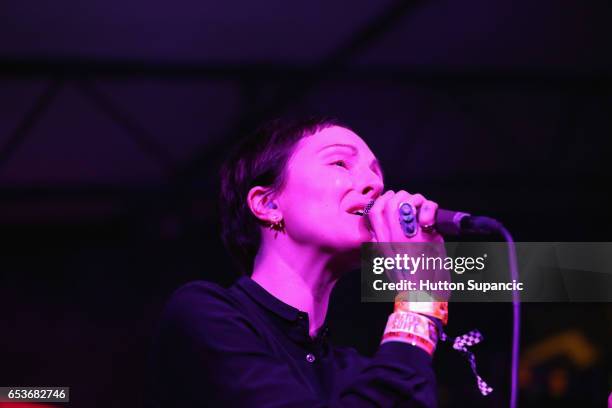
[145,276,437,407]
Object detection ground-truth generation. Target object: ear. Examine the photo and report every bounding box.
[247,186,281,224]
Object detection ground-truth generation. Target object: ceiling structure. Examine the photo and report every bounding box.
[0,0,610,224]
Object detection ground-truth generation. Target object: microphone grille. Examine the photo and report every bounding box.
[363,199,375,215]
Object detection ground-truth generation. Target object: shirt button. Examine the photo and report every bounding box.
[306,353,316,363]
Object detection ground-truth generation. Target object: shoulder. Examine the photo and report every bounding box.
[167,280,234,307]
[159,280,247,334]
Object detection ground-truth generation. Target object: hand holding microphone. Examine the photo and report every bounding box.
[364,190,503,239]
[364,190,445,245]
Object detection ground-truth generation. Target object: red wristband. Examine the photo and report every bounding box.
[381,311,439,355]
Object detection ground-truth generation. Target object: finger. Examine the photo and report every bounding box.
[418,199,438,227]
[367,190,394,242]
[386,190,411,242]
[404,193,425,209]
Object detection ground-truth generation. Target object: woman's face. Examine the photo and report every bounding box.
[276,126,384,252]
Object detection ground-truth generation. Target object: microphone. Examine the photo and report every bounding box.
[434,209,502,236]
[363,200,502,236]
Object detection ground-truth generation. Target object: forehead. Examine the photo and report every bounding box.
[293,125,375,158]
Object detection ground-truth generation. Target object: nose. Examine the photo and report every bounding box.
[358,169,383,199]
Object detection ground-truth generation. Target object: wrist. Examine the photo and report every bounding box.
[394,291,448,326]
[381,310,439,355]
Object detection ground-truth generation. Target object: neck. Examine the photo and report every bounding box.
[251,237,344,338]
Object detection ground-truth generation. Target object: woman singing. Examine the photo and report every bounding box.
[146,117,448,407]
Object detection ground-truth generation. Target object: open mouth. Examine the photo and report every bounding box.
[348,200,375,217]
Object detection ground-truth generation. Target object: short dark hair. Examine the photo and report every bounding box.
[219,116,345,275]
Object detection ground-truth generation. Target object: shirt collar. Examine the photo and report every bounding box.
[235,276,331,341]
[235,276,303,322]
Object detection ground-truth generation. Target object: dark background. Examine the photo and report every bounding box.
[0,0,610,406]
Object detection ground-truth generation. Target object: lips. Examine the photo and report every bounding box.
[347,199,376,217]
[346,203,369,216]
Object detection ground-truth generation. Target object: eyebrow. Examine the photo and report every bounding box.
[317,143,358,154]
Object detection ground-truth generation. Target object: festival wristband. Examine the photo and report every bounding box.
[381,311,439,355]
[394,293,448,325]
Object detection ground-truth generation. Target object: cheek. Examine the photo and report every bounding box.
[290,170,351,199]
[318,171,352,192]
[333,176,348,189]
[281,174,351,229]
